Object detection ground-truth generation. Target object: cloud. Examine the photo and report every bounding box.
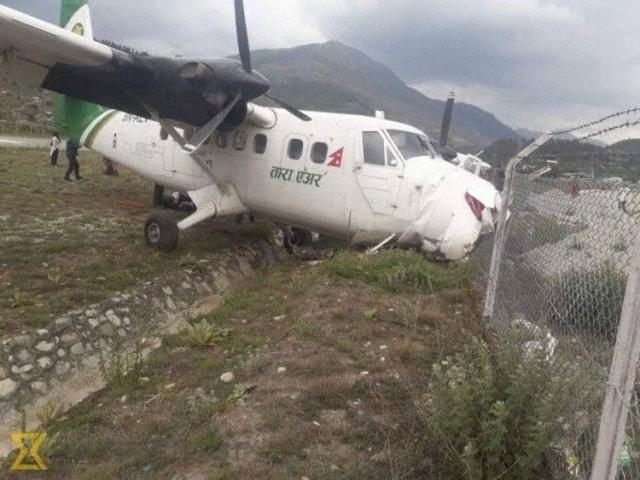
[3,0,640,140]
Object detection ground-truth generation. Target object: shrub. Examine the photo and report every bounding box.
[425,329,597,480]
[324,250,472,294]
[182,319,232,347]
[548,263,626,340]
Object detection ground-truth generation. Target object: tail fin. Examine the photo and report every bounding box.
[55,0,104,144]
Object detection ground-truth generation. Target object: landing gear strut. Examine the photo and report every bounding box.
[144,212,179,252]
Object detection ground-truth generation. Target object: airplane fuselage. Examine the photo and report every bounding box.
[80,106,499,259]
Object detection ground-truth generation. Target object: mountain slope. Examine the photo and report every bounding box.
[0,40,517,147]
[251,41,518,148]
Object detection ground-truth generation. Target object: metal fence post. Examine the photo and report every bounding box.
[483,133,552,327]
[590,245,640,480]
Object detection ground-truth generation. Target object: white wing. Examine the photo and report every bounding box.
[0,5,112,86]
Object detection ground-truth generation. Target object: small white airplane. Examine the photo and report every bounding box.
[0,0,501,261]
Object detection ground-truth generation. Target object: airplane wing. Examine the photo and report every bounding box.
[1,1,307,142]
[0,5,113,86]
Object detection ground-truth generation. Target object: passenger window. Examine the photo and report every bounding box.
[254,134,268,154]
[216,132,228,149]
[160,128,169,141]
[288,138,304,160]
[311,142,328,164]
[233,131,247,151]
[363,132,385,165]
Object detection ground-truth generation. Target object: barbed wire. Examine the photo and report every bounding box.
[567,119,640,143]
[552,107,640,135]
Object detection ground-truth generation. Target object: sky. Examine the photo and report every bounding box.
[3,0,640,142]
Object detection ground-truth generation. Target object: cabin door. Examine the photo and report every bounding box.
[353,130,403,216]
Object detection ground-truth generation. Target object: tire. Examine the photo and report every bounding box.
[144,214,179,252]
[290,227,313,247]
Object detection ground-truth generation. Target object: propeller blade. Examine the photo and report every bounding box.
[234,0,252,72]
[440,92,455,147]
[185,93,243,152]
[265,94,312,122]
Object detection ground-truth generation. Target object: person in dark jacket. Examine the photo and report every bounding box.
[64,140,82,181]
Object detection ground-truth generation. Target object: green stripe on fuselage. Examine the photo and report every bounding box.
[84,110,118,149]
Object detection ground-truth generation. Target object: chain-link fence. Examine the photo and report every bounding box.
[476,134,640,479]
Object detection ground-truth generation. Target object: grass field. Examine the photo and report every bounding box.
[0,146,488,478]
[0,147,271,335]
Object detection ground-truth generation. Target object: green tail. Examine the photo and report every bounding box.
[54,0,105,144]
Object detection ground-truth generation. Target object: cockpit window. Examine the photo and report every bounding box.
[362,132,385,165]
[388,130,433,160]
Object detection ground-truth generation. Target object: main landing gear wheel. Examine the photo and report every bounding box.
[283,227,314,254]
[144,213,179,252]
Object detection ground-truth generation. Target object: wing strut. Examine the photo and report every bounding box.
[184,93,242,153]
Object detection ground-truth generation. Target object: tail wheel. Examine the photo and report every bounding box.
[144,214,179,252]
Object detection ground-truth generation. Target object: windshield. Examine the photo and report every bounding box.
[388,130,433,160]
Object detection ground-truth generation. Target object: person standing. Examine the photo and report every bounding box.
[64,140,82,181]
[49,132,61,166]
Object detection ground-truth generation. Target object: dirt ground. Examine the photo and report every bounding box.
[0,251,480,479]
[0,147,272,335]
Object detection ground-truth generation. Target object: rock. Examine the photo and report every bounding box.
[36,329,49,336]
[98,339,112,352]
[360,371,369,376]
[213,275,231,292]
[35,340,55,353]
[56,348,66,358]
[13,335,33,348]
[0,366,7,379]
[11,363,33,375]
[60,332,80,346]
[37,356,54,370]
[81,356,99,368]
[165,383,176,390]
[236,255,253,276]
[31,381,48,394]
[166,297,177,311]
[70,343,85,355]
[55,362,71,375]
[106,310,122,327]
[15,348,34,364]
[220,372,235,383]
[181,282,192,290]
[88,318,100,328]
[277,366,287,374]
[0,378,18,399]
[55,317,72,328]
[117,329,127,337]
[162,286,174,296]
[99,323,115,337]
[123,317,131,326]
[84,309,98,317]
[152,297,163,309]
